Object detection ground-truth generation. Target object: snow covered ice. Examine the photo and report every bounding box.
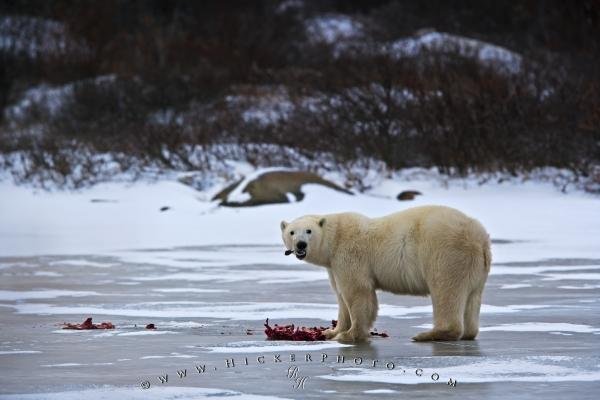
[1,168,599,399]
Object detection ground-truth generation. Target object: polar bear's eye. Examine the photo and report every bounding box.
[306,229,312,234]
[290,231,294,236]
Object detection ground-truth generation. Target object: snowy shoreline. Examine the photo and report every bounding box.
[1,165,599,261]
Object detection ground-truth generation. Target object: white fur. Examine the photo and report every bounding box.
[281,205,491,342]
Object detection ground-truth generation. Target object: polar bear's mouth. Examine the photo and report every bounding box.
[284,249,307,260]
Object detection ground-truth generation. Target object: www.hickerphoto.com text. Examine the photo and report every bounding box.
[140,352,458,389]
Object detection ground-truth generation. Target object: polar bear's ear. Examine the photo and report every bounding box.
[280,221,288,231]
[319,218,326,227]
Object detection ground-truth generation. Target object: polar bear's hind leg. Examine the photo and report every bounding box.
[462,288,483,340]
[412,285,468,341]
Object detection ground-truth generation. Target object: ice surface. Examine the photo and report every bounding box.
[542,273,600,281]
[40,363,84,367]
[499,283,533,289]
[115,331,179,337]
[48,259,118,268]
[480,323,600,333]
[413,322,600,333]
[130,269,327,284]
[319,358,600,384]
[558,284,600,290]
[363,389,397,393]
[32,271,63,277]
[0,387,293,400]
[115,246,300,269]
[5,301,558,321]
[491,265,600,276]
[199,340,352,353]
[0,290,101,301]
[159,321,212,329]
[152,288,229,293]
[140,353,196,359]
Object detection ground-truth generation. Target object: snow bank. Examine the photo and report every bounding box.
[305,14,364,45]
[389,31,522,73]
[313,23,523,74]
[3,75,115,128]
[0,16,88,60]
[225,86,293,127]
[0,167,599,263]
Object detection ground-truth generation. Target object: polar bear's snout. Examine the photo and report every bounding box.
[282,241,308,259]
[295,241,307,259]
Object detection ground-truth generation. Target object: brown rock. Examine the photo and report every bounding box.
[213,170,352,207]
[211,178,243,202]
[397,190,422,201]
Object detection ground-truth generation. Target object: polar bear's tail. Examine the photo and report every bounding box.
[482,236,492,275]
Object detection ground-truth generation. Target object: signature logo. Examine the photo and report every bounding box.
[286,365,309,390]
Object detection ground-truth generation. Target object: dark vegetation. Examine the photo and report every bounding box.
[0,0,599,188]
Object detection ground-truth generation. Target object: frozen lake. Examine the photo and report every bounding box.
[1,172,600,398]
[0,244,599,399]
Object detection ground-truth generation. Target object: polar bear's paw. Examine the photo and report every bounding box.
[412,328,462,342]
[323,328,339,340]
[334,329,368,343]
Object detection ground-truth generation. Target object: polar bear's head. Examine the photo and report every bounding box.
[280,215,327,264]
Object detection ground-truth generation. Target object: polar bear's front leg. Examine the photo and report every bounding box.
[334,285,378,343]
[324,293,351,339]
[324,271,351,339]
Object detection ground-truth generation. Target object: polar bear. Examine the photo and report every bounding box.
[280,205,491,342]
